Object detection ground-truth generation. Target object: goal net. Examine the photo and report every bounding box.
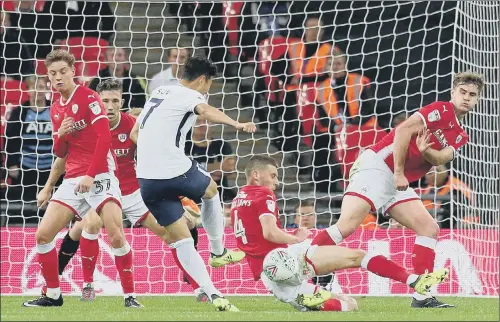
[1,1,498,297]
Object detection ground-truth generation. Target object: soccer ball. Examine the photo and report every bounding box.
[263,248,299,283]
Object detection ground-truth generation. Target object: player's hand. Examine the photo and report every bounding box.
[58,116,75,139]
[37,187,52,209]
[235,122,256,133]
[74,175,94,194]
[394,172,409,191]
[416,129,434,153]
[294,227,311,243]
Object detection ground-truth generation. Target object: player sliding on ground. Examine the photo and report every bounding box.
[23,50,140,308]
[132,56,256,311]
[36,79,202,303]
[312,72,484,308]
[230,155,448,312]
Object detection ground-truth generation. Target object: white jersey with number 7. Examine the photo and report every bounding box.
[136,84,206,179]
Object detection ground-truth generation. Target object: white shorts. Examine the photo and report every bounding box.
[345,149,420,215]
[260,240,320,311]
[51,173,122,220]
[122,189,150,227]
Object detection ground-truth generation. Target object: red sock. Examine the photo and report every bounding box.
[320,298,343,311]
[80,234,99,284]
[412,237,436,274]
[171,248,199,290]
[311,230,337,246]
[363,255,411,284]
[38,245,60,288]
[114,245,135,294]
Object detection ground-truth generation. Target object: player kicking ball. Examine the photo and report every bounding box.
[312,72,484,308]
[230,155,449,312]
[132,56,256,311]
[23,50,139,307]
[36,79,202,303]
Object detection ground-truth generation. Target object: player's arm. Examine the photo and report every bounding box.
[53,116,76,158]
[259,215,308,245]
[86,117,112,178]
[393,113,426,174]
[415,129,455,165]
[195,103,256,132]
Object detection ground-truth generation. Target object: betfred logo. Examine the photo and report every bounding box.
[21,231,122,295]
[114,148,130,157]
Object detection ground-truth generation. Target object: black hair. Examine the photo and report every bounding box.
[182,56,217,81]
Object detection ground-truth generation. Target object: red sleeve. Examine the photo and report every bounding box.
[415,102,449,130]
[53,136,68,158]
[51,107,68,157]
[86,116,112,178]
[256,195,277,220]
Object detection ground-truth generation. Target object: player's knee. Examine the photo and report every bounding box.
[106,227,126,248]
[83,215,102,235]
[419,219,440,238]
[35,229,54,245]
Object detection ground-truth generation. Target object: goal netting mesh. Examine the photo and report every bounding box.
[1,1,498,297]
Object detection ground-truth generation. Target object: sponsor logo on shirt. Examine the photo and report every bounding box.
[89,101,101,115]
[428,110,441,122]
[118,134,127,142]
[433,129,448,148]
[72,104,79,114]
[114,148,130,157]
[72,119,87,131]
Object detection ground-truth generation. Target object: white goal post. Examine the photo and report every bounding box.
[0,1,498,297]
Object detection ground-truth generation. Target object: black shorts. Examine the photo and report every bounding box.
[138,161,211,226]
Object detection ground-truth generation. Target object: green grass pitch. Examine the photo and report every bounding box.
[1,296,498,321]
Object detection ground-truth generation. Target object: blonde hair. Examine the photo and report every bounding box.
[453,72,485,93]
[45,49,76,68]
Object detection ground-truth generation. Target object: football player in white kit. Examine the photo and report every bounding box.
[132,56,256,311]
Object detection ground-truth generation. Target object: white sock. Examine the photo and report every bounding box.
[406,274,419,286]
[170,238,221,299]
[201,192,225,256]
[83,282,94,288]
[326,225,344,245]
[46,287,61,300]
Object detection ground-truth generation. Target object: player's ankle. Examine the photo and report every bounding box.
[46,287,61,300]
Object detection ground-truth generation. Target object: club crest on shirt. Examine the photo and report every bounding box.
[89,101,101,115]
[118,133,127,142]
[266,200,276,213]
[428,110,441,122]
[72,104,78,114]
[456,135,462,144]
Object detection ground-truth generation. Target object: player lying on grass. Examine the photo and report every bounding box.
[230,155,449,312]
[312,72,484,308]
[23,50,140,308]
[36,79,236,308]
[132,57,256,311]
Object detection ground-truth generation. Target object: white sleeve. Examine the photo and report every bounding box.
[185,91,207,113]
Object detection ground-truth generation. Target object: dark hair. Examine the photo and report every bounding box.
[45,49,75,68]
[295,199,315,212]
[182,56,217,81]
[96,79,123,93]
[244,155,278,178]
[453,72,485,93]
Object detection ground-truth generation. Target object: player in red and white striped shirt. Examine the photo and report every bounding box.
[23,50,140,308]
[312,72,485,308]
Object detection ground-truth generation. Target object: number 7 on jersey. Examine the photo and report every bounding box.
[140,98,164,129]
